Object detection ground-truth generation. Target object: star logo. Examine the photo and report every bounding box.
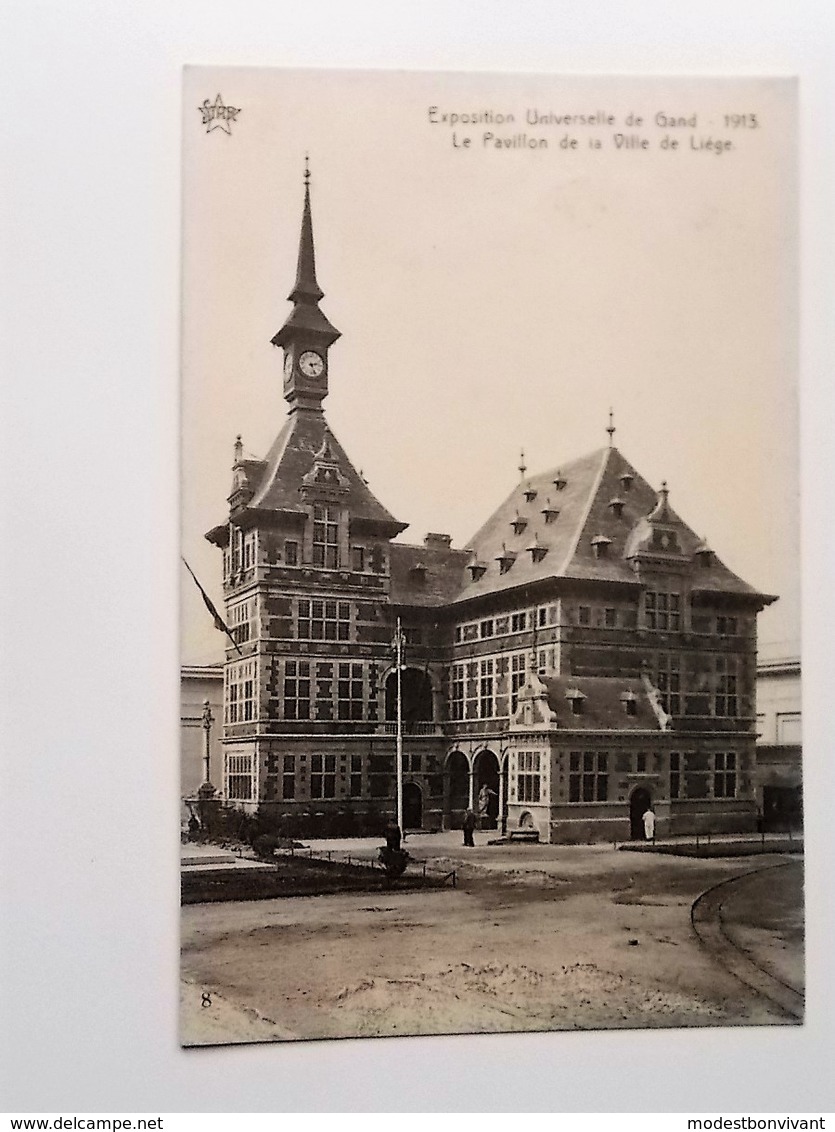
[198,94,241,135]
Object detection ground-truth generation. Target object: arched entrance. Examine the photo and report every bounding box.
[444,750,470,829]
[403,782,423,829]
[474,749,500,829]
[385,667,433,724]
[630,786,652,840]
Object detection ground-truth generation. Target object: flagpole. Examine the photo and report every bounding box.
[396,615,404,836]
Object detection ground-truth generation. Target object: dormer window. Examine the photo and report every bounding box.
[591,535,612,558]
[511,514,528,535]
[523,485,538,502]
[695,541,713,568]
[608,497,626,518]
[541,498,559,523]
[468,561,487,581]
[527,541,548,563]
[553,471,567,491]
[619,472,634,492]
[496,545,517,574]
[409,562,427,583]
[565,688,586,715]
[620,691,638,717]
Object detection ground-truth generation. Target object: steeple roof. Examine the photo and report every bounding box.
[271,168,340,349]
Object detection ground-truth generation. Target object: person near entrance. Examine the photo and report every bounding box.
[642,805,656,842]
[462,808,477,847]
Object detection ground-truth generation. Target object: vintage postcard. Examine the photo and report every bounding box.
[179,68,800,1047]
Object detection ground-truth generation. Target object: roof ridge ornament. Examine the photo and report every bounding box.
[606,407,616,447]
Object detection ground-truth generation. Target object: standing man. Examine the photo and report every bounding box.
[642,804,656,843]
[462,808,477,848]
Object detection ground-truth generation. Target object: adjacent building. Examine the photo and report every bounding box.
[202,175,779,843]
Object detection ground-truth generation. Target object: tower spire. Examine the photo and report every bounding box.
[289,156,324,304]
[606,407,616,447]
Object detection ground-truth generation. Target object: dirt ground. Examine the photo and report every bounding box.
[180,835,804,1046]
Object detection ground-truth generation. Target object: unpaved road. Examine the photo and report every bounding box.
[181,840,803,1046]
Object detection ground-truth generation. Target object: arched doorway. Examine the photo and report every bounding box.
[403,782,423,829]
[474,749,500,829]
[630,787,652,840]
[444,750,470,829]
[385,667,433,725]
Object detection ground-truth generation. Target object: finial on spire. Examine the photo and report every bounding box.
[518,449,527,479]
[606,407,616,447]
[661,480,669,501]
[304,152,311,186]
[234,434,243,463]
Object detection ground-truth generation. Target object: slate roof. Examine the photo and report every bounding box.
[245,411,405,531]
[389,541,471,608]
[540,675,661,731]
[453,445,767,603]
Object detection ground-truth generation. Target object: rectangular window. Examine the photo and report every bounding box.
[670,751,681,799]
[283,659,311,720]
[225,660,255,724]
[604,607,617,628]
[465,661,479,719]
[297,598,351,641]
[656,655,681,715]
[312,503,339,569]
[538,607,548,628]
[479,658,494,718]
[337,662,364,721]
[450,663,465,721]
[568,752,608,803]
[242,531,257,571]
[511,611,527,632]
[578,606,591,627]
[714,656,738,717]
[352,545,365,572]
[716,615,738,636]
[284,540,298,566]
[636,752,647,773]
[517,750,541,803]
[713,751,737,798]
[228,599,253,645]
[282,755,296,800]
[349,754,363,797]
[225,753,254,800]
[510,653,527,713]
[646,591,681,631]
[462,623,479,643]
[310,753,337,799]
[480,619,494,639]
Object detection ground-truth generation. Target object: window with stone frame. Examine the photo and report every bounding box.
[312,503,339,568]
[297,598,351,641]
[281,755,296,800]
[349,754,363,797]
[228,598,253,645]
[568,752,609,802]
[225,660,255,724]
[716,615,738,636]
[449,663,465,721]
[578,605,591,627]
[516,750,542,803]
[655,654,681,714]
[465,661,479,719]
[714,655,739,717]
[242,531,257,571]
[669,751,682,798]
[337,662,365,721]
[713,751,737,797]
[645,590,681,631]
[479,658,495,718]
[510,653,527,714]
[284,539,299,566]
[511,611,528,632]
[225,752,254,800]
[283,659,311,720]
[310,753,337,799]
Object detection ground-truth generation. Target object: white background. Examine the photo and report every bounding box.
[2,0,834,1114]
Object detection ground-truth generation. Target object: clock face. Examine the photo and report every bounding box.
[283,352,294,380]
[299,350,325,378]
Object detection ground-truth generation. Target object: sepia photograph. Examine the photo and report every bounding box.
[179,67,801,1048]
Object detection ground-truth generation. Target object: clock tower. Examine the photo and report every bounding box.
[271,162,341,412]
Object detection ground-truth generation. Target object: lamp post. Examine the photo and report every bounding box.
[198,698,216,800]
[394,617,405,836]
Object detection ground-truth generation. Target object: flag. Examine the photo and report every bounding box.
[181,557,242,655]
